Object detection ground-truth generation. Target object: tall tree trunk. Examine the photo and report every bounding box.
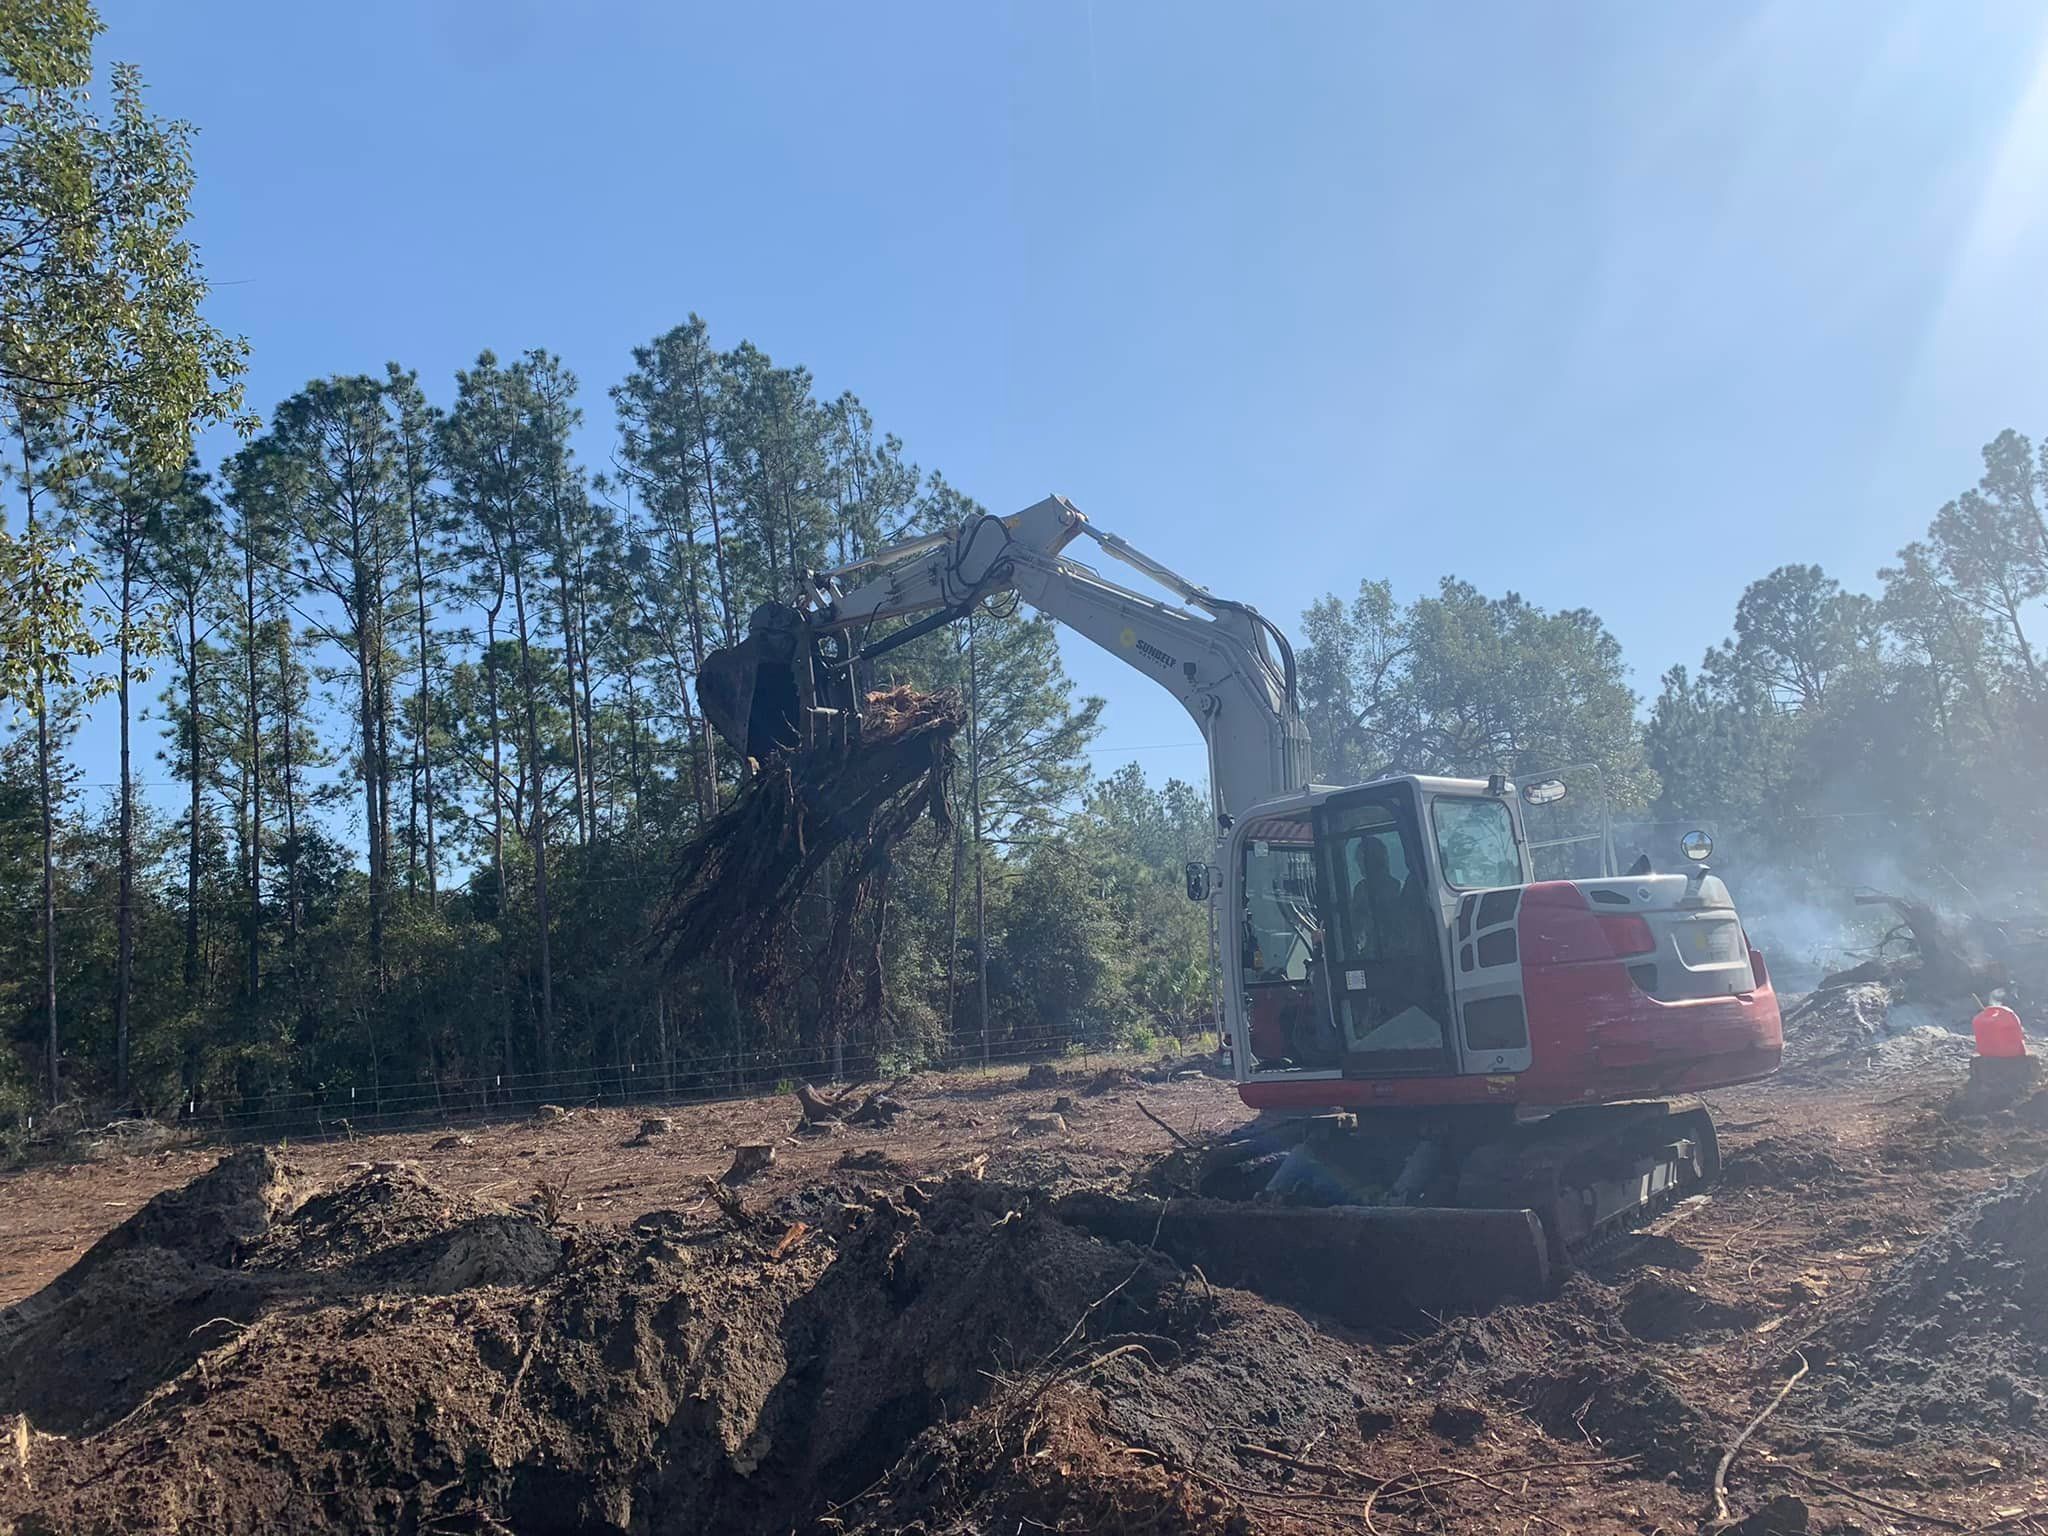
[357,641,385,981]
[944,625,964,1035]
[969,615,988,1065]
[115,552,134,1095]
[946,814,963,1036]
[508,539,555,1071]
[624,676,644,837]
[690,372,735,641]
[662,517,719,823]
[242,537,261,1001]
[275,619,302,942]
[1999,582,2042,692]
[553,554,588,846]
[405,457,438,906]
[25,475,57,1101]
[485,603,507,913]
[35,648,56,1102]
[544,424,589,846]
[575,574,599,837]
[184,602,202,992]
[375,666,394,908]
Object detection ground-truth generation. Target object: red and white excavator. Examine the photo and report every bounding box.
[699,495,1783,1320]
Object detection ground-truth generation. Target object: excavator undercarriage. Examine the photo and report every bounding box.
[1057,1098,1717,1326]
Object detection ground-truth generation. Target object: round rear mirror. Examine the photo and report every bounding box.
[1680,830,1713,863]
[1521,779,1568,807]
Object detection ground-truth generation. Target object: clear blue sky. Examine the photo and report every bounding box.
[83,0,2048,807]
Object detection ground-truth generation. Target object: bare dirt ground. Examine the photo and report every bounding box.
[3,1014,2048,1535]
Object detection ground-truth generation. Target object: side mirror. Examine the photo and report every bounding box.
[1185,862,1211,902]
[1522,779,1568,807]
[1680,830,1714,863]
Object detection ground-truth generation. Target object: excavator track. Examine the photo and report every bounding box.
[1053,1101,1721,1328]
[1454,1099,1719,1263]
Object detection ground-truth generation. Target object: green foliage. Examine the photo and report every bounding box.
[0,519,112,708]
[1651,425,2048,899]
[1300,574,1652,808]
[0,1,250,473]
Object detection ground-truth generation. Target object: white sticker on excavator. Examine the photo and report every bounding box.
[1346,969,1369,990]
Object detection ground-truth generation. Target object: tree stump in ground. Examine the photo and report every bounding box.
[723,1143,776,1183]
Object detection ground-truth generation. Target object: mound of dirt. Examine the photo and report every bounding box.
[1721,1132,1853,1191]
[1802,1166,2048,1447]
[8,1154,1340,1535]
[0,1150,559,1441]
[1397,1275,1726,1479]
[0,1148,298,1433]
[1081,1066,1143,1096]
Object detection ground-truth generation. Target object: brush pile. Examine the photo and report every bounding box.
[650,685,961,996]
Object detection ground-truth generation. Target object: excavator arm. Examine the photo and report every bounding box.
[698,494,1312,826]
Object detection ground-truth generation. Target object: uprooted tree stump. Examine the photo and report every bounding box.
[796,1080,908,1129]
[1830,891,2013,1002]
[649,687,960,1004]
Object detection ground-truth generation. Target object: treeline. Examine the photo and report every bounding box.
[1294,426,2048,917]
[12,375,2048,1127]
[1646,429,2048,897]
[0,326,1220,1128]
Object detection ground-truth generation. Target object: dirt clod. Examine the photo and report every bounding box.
[1729,1493,1810,1534]
[1428,1398,1487,1441]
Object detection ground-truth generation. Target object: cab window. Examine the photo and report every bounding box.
[1431,796,1521,890]
[1241,839,1318,982]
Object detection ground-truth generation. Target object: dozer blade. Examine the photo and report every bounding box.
[697,602,808,759]
[1053,1192,1550,1326]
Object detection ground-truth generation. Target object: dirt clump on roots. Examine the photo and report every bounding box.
[1797,1165,2048,1449]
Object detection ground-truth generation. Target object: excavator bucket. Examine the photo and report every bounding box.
[698,602,810,761]
[1052,1191,1550,1326]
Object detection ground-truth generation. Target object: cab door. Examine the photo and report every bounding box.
[1309,781,1455,1076]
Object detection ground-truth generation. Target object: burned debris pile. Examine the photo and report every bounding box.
[1818,889,2048,1006]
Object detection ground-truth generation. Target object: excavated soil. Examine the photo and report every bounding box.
[6,1006,2048,1534]
[1798,1166,2048,1449]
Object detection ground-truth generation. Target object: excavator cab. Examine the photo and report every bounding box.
[1227,773,1779,1114]
[1239,778,1521,1077]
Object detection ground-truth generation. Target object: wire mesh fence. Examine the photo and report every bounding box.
[172,1025,1224,1144]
